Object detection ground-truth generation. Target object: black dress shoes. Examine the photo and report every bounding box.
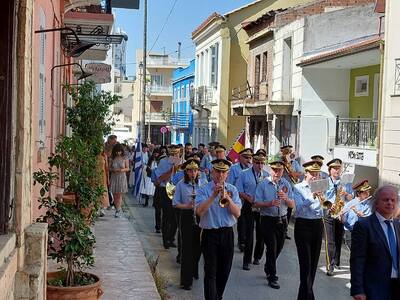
[181,285,192,290]
[169,242,177,248]
[253,259,260,265]
[268,280,280,289]
[243,263,250,271]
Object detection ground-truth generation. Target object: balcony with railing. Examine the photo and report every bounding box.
[64,0,118,61]
[170,112,190,128]
[148,85,173,95]
[335,117,378,149]
[145,112,170,124]
[231,82,269,116]
[190,86,217,111]
[147,56,190,68]
[334,116,378,167]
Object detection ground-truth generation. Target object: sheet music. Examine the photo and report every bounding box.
[341,173,355,185]
[309,178,330,193]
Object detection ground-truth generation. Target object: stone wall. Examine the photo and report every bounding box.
[0,0,48,299]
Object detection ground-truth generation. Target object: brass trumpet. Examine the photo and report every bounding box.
[219,182,230,208]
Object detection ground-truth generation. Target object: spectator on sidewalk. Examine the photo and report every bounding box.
[109,143,129,218]
[140,143,155,207]
[350,185,400,300]
[97,147,110,217]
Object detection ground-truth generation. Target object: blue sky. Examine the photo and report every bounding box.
[113,0,254,76]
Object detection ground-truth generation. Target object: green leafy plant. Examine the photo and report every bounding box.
[33,81,120,287]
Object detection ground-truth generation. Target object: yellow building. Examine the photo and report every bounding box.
[192,0,314,147]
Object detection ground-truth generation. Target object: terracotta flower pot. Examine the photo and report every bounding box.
[61,192,76,204]
[47,271,103,300]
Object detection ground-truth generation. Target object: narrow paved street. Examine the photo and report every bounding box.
[125,194,352,300]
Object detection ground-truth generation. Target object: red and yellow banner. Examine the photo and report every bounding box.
[227,129,245,163]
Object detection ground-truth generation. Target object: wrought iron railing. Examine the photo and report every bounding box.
[72,0,112,14]
[147,57,190,67]
[335,116,378,149]
[170,112,190,128]
[231,81,268,102]
[191,86,216,108]
[148,85,172,94]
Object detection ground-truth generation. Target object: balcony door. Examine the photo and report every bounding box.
[373,73,379,119]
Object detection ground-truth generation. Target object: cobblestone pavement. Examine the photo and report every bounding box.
[48,207,160,300]
[126,193,353,300]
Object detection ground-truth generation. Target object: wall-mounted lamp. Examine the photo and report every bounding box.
[51,63,93,91]
[35,27,96,57]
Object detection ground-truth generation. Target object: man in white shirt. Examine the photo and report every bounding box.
[350,185,400,300]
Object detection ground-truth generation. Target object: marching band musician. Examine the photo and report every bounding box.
[341,180,372,248]
[172,153,208,185]
[195,159,242,300]
[254,156,294,289]
[293,160,324,300]
[154,145,181,249]
[253,149,269,264]
[324,158,354,275]
[214,144,227,160]
[310,155,329,179]
[236,152,269,271]
[200,142,219,181]
[172,158,207,290]
[281,145,303,240]
[227,148,253,252]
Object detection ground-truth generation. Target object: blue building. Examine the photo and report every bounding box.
[171,59,195,144]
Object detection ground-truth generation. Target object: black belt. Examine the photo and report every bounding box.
[202,227,233,232]
[261,215,287,219]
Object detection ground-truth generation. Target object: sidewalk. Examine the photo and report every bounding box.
[92,209,160,299]
[48,208,160,300]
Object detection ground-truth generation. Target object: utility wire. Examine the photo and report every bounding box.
[147,0,179,55]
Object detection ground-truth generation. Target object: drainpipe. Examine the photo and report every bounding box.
[376,40,385,171]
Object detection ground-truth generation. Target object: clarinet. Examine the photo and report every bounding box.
[191,179,197,226]
[275,180,288,225]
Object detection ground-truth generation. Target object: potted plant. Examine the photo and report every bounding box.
[33,82,120,299]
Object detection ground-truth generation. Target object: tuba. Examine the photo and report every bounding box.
[166,182,176,200]
[282,155,299,184]
[165,158,183,200]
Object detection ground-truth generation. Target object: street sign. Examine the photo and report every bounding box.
[160,126,168,134]
[84,63,112,84]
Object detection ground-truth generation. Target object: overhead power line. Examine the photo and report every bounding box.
[147,0,179,55]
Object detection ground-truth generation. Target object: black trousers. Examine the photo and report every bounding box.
[242,204,254,265]
[253,211,264,261]
[323,216,343,271]
[294,218,323,300]
[153,186,163,230]
[391,279,400,300]
[179,210,201,287]
[161,190,177,247]
[334,218,344,266]
[175,208,181,260]
[261,215,287,281]
[286,207,293,234]
[202,227,234,300]
[237,214,245,246]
